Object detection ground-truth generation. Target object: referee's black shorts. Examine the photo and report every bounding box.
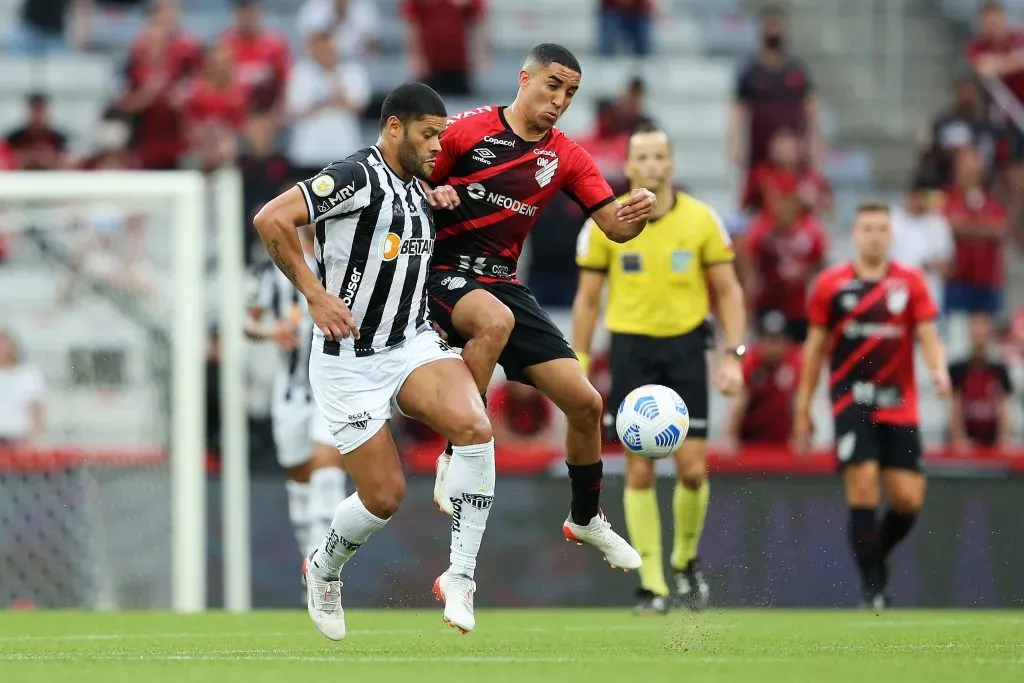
[606,323,712,441]
[426,270,577,385]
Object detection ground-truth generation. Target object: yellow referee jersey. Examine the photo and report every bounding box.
[575,191,734,338]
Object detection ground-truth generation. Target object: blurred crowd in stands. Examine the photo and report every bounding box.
[2,0,1024,465]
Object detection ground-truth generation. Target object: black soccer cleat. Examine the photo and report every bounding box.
[633,588,669,615]
[673,559,710,611]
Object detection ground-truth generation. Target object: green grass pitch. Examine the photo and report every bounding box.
[1,609,1021,683]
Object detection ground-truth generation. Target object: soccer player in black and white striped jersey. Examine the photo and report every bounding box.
[254,83,494,640]
[245,225,347,577]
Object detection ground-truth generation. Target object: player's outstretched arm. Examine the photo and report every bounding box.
[793,325,828,453]
[253,186,359,341]
[590,188,656,243]
[916,321,951,397]
[570,265,606,376]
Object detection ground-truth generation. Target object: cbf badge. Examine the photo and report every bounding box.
[671,250,692,273]
[311,174,335,197]
[886,279,909,315]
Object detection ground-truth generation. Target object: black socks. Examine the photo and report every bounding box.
[567,461,603,525]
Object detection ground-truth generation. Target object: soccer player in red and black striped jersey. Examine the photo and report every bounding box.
[427,44,656,572]
[794,200,951,610]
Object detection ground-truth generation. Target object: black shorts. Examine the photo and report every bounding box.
[426,271,576,385]
[833,416,923,472]
[607,326,711,441]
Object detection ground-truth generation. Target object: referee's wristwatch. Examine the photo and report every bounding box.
[725,345,746,361]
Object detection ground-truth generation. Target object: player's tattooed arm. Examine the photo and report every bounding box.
[266,238,298,283]
[253,186,325,300]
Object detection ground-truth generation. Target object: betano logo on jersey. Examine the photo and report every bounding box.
[465,183,538,216]
[380,232,434,262]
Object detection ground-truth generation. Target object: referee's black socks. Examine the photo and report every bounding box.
[848,507,884,594]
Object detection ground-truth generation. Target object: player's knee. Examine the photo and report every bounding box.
[625,458,655,489]
[678,470,706,491]
[447,410,493,447]
[361,479,406,519]
[888,488,924,514]
[564,383,604,427]
[473,304,515,347]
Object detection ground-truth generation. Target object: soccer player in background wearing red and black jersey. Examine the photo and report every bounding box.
[427,43,656,572]
[948,313,1014,453]
[794,201,951,610]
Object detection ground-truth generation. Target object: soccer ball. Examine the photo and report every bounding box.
[615,384,690,460]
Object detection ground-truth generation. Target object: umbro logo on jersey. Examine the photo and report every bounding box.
[535,156,558,187]
[472,147,496,165]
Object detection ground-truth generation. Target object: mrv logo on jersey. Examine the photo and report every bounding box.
[465,183,538,216]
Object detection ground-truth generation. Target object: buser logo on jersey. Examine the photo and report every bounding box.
[380,232,434,261]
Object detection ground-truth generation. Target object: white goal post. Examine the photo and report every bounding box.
[0,170,250,613]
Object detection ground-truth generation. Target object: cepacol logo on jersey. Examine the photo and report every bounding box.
[380,232,434,261]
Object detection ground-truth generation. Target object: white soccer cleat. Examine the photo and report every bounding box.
[432,571,476,634]
[433,451,454,515]
[562,512,643,571]
[302,557,346,641]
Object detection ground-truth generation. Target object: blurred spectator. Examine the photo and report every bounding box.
[285,29,371,177]
[0,330,46,448]
[137,0,203,75]
[744,185,827,342]
[221,0,292,113]
[741,127,832,216]
[297,0,380,61]
[615,76,654,132]
[4,93,68,171]
[944,147,1008,318]
[11,0,90,55]
[889,173,955,310]
[921,76,997,187]
[598,0,654,58]
[0,141,15,171]
[575,99,629,193]
[724,311,800,449]
[120,20,192,169]
[488,381,554,445]
[183,43,248,172]
[238,118,292,264]
[948,313,1013,453]
[80,107,138,170]
[63,204,156,302]
[401,0,488,96]
[727,5,821,172]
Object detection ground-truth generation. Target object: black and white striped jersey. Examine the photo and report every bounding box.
[250,254,319,403]
[296,145,435,357]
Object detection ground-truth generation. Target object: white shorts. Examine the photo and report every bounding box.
[309,328,463,454]
[271,390,335,469]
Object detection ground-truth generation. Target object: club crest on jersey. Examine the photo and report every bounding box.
[311,174,335,197]
[535,155,558,187]
[886,280,909,315]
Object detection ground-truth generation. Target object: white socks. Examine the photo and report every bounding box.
[309,492,388,580]
[308,467,347,555]
[446,439,496,579]
[285,480,311,557]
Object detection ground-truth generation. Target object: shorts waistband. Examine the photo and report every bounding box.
[436,254,517,280]
[322,337,406,358]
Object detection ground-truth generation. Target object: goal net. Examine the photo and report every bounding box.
[0,172,210,611]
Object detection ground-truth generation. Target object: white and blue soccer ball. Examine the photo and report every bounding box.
[615,384,690,460]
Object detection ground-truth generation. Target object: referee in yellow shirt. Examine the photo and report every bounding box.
[572,124,746,613]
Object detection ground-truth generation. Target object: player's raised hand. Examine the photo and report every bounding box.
[932,366,952,398]
[274,320,299,350]
[425,185,460,210]
[308,291,360,341]
[615,188,657,224]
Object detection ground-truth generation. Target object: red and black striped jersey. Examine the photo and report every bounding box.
[807,261,938,426]
[429,105,615,278]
